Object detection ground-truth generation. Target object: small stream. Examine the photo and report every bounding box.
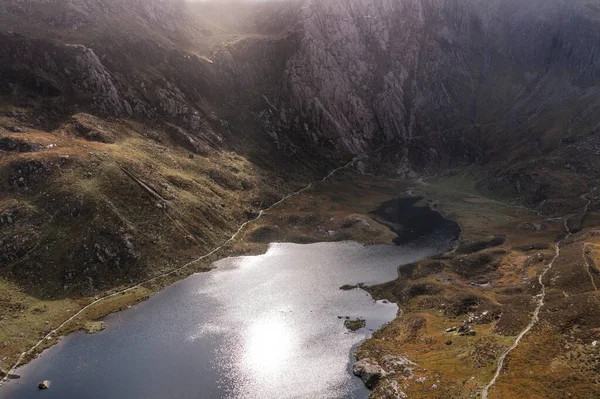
[1,201,457,399]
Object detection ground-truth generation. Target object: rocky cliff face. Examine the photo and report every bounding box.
[280,0,600,166]
[3,0,599,172]
[232,0,600,203]
[1,0,600,203]
[209,0,600,182]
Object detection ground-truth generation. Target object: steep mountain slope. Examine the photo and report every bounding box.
[0,0,340,302]
[279,0,600,192]
[4,0,600,175]
[207,0,600,203]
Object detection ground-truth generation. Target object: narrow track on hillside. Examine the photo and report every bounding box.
[481,192,593,399]
[1,158,359,384]
[583,243,599,292]
[580,194,599,293]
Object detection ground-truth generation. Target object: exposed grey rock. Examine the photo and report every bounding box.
[70,45,132,116]
[458,324,472,336]
[380,354,416,376]
[353,358,387,389]
[354,160,366,175]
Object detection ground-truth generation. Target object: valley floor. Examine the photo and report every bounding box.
[2,168,600,399]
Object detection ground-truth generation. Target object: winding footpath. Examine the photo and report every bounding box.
[583,243,599,292]
[1,159,357,384]
[481,193,593,399]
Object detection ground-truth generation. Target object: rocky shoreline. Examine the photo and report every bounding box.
[355,176,600,398]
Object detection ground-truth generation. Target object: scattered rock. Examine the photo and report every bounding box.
[445,326,457,333]
[458,324,477,336]
[445,340,453,345]
[380,354,416,373]
[458,324,471,335]
[377,380,407,398]
[38,380,51,390]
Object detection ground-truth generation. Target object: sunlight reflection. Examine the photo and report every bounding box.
[243,316,294,377]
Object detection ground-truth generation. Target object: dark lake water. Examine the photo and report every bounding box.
[1,223,455,399]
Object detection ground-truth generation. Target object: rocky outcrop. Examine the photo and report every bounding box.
[353,358,388,388]
[278,0,600,166]
[70,45,132,116]
[0,33,131,116]
[353,354,416,391]
[1,0,193,33]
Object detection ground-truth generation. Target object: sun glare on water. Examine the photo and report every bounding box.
[243,316,295,376]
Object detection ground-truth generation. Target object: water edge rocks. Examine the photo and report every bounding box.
[352,358,387,388]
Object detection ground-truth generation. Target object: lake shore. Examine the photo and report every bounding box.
[9,167,595,399]
[0,173,461,398]
[0,171,433,384]
[355,174,600,398]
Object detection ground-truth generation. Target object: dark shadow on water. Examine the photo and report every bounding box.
[371,197,461,246]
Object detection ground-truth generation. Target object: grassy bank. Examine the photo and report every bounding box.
[358,172,600,398]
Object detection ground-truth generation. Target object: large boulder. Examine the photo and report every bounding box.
[352,358,387,388]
